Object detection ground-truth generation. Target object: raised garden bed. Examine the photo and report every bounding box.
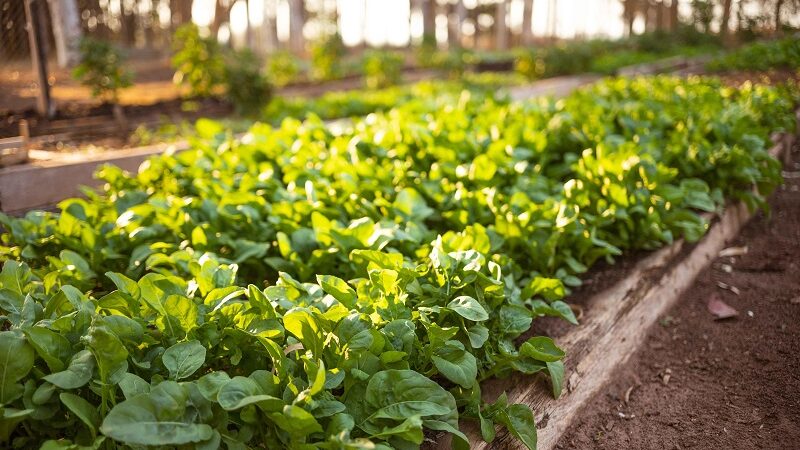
[460,129,796,449]
[0,76,795,450]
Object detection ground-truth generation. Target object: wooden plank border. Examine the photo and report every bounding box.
[0,142,188,214]
[466,124,797,450]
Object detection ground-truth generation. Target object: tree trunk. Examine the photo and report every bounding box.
[211,0,228,39]
[455,0,466,47]
[288,0,305,53]
[421,0,436,43]
[120,0,137,46]
[670,0,679,30]
[655,0,664,30]
[495,0,508,49]
[775,0,785,33]
[263,0,278,52]
[622,0,635,36]
[170,0,192,31]
[522,0,533,45]
[719,0,732,41]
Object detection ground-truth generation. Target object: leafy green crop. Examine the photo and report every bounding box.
[0,76,794,449]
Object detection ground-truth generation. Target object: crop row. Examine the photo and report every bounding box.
[0,76,796,450]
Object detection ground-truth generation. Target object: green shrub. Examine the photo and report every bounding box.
[266,50,301,87]
[310,33,345,81]
[708,36,800,72]
[71,37,133,103]
[362,50,405,89]
[171,23,226,97]
[224,49,272,117]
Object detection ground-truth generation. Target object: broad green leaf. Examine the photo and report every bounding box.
[24,326,72,372]
[546,361,565,399]
[520,337,565,363]
[162,340,206,380]
[497,404,537,450]
[0,331,34,404]
[60,392,101,436]
[283,309,323,357]
[43,350,95,389]
[317,275,357,308]
[268,405,323,436]
[466,324,489,349]
[217,376,283,411]
[447,296,489,322]
[357,369,459,441]
[118,373,150,399]
[100,381,214,446]
[431,341,478,389]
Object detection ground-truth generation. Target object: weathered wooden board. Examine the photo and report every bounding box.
[0,142,187,214]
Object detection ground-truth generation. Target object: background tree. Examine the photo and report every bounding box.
[522,0,534,45]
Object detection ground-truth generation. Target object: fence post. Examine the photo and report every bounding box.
[24,0,55,118]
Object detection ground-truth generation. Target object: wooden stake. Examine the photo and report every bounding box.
[24,0,54,118]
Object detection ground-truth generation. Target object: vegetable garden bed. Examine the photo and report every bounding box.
[0,76,797,450]
[461,125,797,450]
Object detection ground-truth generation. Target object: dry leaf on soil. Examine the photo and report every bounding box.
[707,292,739,320]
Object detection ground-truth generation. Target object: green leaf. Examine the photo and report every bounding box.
[60,392,101,436]
[84,325,128,384]
[105,272,141,299]
[0,331,34,404]
[162,340,206,380]
[431,341,478,389]
[466,324,489,349]
[520,336,565,363]
[283,309,323,357]
[24,326,72,372]
[546,361,565,399]
[447,296,489,322]
[268,405,323,436]
[217,376,283,411]
[317,275,357,309]
[393,188,434,220]
[43,350,95,389]
[497,404,537,450]
[357,370,458,442]
[100,381,214,446]
[550,301,578,325]
[118,373,150,399]
[0,408,33,442]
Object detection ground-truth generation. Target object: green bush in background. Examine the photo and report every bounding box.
[266,50,301,87]
[310,33,345,81]
[171,23,226,97]
[224,49,272,117]
[71,37,133,103]
[362,50,404,89]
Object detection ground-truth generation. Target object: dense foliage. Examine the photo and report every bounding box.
[0,76,794,450]
[171,24,227,98]
[362,51,405,89]
[707,35,800,72]
[266,51,302,88]
[72,38,133,103]
[224,49,273,117]
[310,34,346,82]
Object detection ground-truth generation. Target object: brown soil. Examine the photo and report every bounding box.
[556,145,800,449]
[716,67,800,87]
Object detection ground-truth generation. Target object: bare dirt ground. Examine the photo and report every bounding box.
[556,144,800,449]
